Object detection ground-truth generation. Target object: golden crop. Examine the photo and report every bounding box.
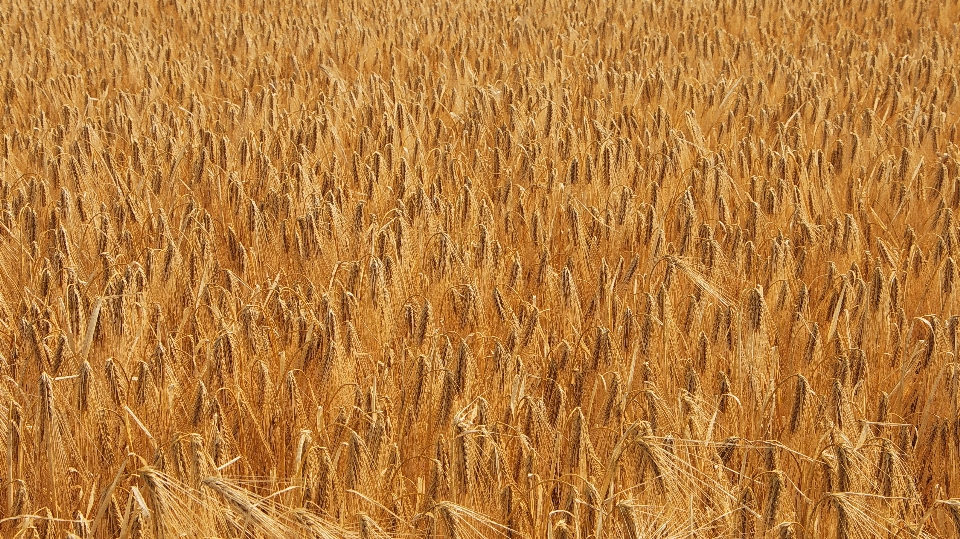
[1,0,959,536]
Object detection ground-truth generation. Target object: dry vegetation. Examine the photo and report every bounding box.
[1,0,960,536]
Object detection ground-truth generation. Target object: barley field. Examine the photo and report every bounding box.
[1,0,959,536]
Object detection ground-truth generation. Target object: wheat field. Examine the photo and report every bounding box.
[1,0,959,536]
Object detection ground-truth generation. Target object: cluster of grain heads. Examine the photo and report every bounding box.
[0,0,958,535]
